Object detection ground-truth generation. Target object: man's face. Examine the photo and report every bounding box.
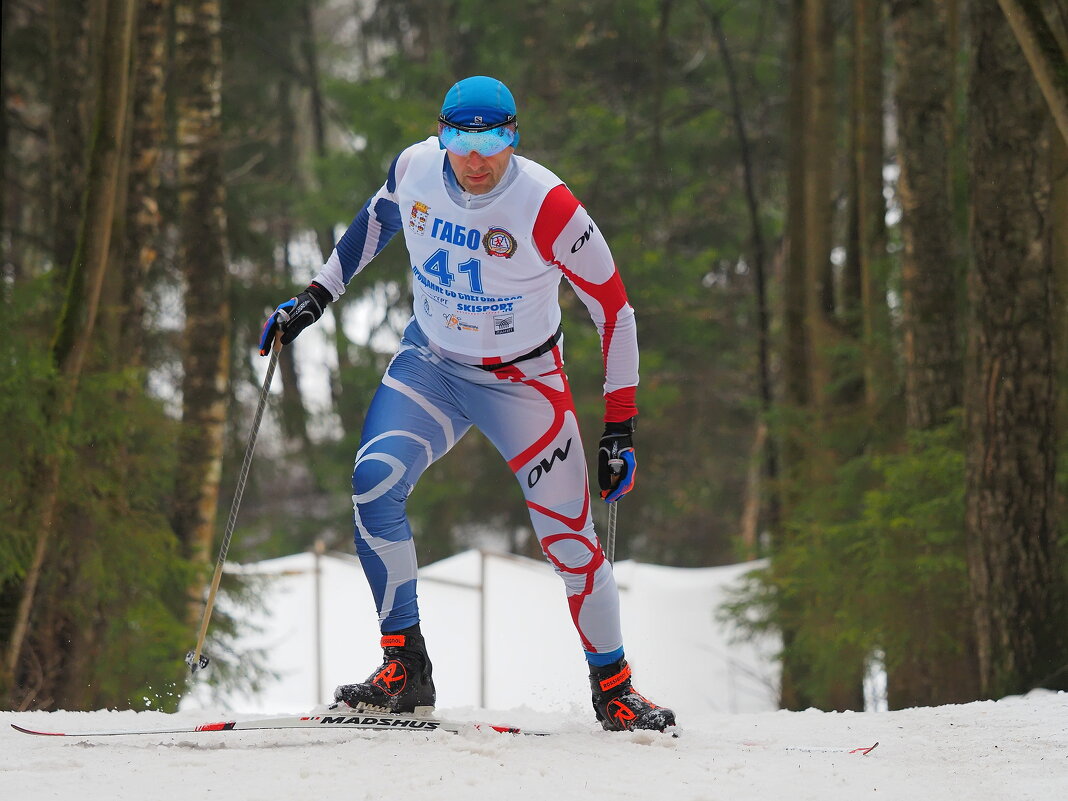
[446,147,514,195]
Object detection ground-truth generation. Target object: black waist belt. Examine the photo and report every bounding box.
[477,326,562,371]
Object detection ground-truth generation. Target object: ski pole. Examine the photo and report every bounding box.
[604,458,624,563]
[186,332,282,673]
[606,500,619,563]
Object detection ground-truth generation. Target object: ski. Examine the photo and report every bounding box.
[11,710,554,738]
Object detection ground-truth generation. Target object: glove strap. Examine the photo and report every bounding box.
[306,281,333,307]
[603,416,637,435]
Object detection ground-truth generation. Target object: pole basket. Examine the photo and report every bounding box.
[186,650,210,673]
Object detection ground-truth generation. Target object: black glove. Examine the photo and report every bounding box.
[598,417,637,502]
[259,281,332,355]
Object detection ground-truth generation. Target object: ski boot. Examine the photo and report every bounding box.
[333,624,435,714]
[589,658,675,732]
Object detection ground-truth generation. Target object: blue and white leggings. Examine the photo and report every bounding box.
[351,320,623,663]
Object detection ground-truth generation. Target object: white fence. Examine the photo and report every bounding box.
[183,549,778,715]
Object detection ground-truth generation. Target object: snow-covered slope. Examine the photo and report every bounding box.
[5,692,1066,801]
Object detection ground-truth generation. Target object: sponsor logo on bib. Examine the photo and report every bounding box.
[409,201,430,235]
[444,313,478,332]
[493,314,515,335]
[483,227,518,259]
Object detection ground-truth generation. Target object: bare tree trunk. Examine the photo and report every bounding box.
[0,0,10,284]
[778,0,846,712]
[120,0,170,366]
[172,0,232,582]
[739,421,766,559]
[1053,111,1068,572]
[801,0,837,425]
[783,0,811,425]
[843,6,865,336]
[49,0,90,286]
[891,0,961,432]
[778,0,810,712]
[2,0,135,706]
[852,0,894,430]
[885,0,980,709]
[966,0,1067,698]
[798,0,865,714]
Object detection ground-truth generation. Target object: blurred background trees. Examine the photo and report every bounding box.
[1,0,1065,713]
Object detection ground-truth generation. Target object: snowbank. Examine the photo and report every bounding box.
[182,549,778,715]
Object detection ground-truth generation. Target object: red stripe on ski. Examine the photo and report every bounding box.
[11,724,65,736]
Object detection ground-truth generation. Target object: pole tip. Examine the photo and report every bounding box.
[185,651,210,674]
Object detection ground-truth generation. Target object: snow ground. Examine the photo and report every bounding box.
[4,691,1065,801]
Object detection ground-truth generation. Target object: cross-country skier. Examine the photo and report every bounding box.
[260,76,675,732]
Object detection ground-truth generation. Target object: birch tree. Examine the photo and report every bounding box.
[172,0,232,583]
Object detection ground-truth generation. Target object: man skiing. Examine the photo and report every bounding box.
[260,76,674,732]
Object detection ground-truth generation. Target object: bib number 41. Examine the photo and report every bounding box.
[422,249,484,294]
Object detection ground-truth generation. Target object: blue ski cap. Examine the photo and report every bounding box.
[438,76,520,156]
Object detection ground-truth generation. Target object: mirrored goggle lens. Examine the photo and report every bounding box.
[439,123,516,156]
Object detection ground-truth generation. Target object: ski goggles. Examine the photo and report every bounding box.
[438,116,518,157]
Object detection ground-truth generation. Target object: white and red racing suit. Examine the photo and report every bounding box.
[313,137,638,662]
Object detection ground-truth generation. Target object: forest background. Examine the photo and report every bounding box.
[1,0,1066,715]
